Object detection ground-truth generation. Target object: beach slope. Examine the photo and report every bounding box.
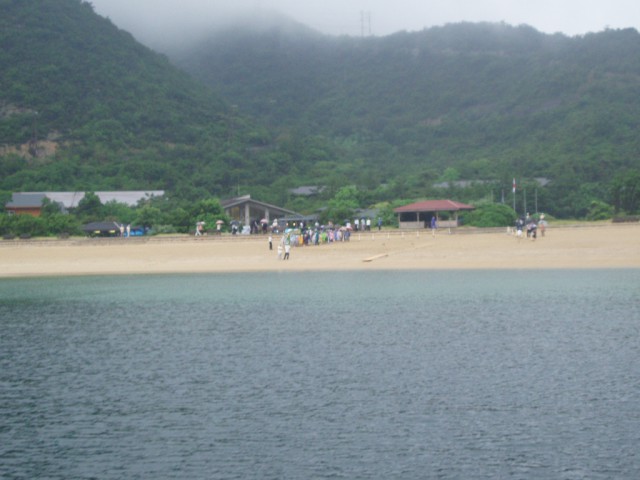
[1,224,639,277]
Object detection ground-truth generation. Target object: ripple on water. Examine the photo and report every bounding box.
[1,270,639,479]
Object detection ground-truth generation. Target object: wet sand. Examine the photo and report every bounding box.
[1,224,639,278]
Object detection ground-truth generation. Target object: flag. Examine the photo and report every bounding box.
[512,178,516,194]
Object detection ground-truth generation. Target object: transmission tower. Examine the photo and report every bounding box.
[360,11,371,36]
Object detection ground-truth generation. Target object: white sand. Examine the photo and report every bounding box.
[1,224,639,278]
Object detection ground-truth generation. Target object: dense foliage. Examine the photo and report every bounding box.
[463,203,518,227]
[173,21,640,216]
[1,1,640,219]
[0,194,231,237]
[0,0,273,201]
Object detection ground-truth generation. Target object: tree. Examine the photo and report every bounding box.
[322,186,359,224]
[74,192,104,221]
[440,167,460,183]
[43,213,81,235]
[611,169,640,214]
[586,200,614,220]
[465,202,517,227]
[135,205,162,230]
[40,197,64,216]
[102,201,136,224]
[188,198,229,233]
[0,213,46,237]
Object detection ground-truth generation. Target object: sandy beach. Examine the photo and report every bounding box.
[1,224,639,278]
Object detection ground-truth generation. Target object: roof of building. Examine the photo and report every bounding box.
[288,186,325,196]
[354,208,380,219]
[433,178,551,189]
[5,191,164,209]
[394,199,475,213]
[82,221,122,233]
[5,193,47,208]
[221,195,299,216]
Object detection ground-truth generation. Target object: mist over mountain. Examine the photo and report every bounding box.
[156,9,327,60]
[89,0,640,43]
[170,18,640,215]
[176,19,640,163]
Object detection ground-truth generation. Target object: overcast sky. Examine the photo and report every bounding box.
[90,0,640,45]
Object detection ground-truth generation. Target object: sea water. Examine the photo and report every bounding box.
[1,270,639,479]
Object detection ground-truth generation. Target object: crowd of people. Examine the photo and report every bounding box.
[201,215,385,238]
[515,213,546,240]
[268,218,384,260]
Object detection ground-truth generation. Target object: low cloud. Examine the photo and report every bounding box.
[90,0,640,48]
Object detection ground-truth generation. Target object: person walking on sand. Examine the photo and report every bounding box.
[268,234,273,250]
[283,243,290,260]
[527,218,537,241]
[539,214,546,237]
[515,217,524,240]
[430,216,437,237]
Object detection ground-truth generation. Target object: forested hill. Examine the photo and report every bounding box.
[2,1,640,217]
[0,0,226,144]
[0,0,273,199]
[173,21,640,214]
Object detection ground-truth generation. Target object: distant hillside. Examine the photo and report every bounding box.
[0,0,274,200]
[173,21,640,215]
[1,0,225,143]
[2,1,640,217]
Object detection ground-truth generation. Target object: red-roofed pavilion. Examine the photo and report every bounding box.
[394,199,475,229]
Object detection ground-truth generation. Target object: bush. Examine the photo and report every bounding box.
[43,213,82,235]
[464,203,517,227]
[586,200,614,221]
[0,213,81,236]
[6,214,47,236]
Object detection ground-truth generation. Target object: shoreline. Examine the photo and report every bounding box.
[1,224,639,278]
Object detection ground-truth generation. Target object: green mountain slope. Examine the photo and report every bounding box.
[2,1,640,217]
[1,0,223,144]
[0,0,272,199]
[174,21,640,214]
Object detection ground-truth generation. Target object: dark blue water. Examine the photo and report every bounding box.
[1,270,639,479]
